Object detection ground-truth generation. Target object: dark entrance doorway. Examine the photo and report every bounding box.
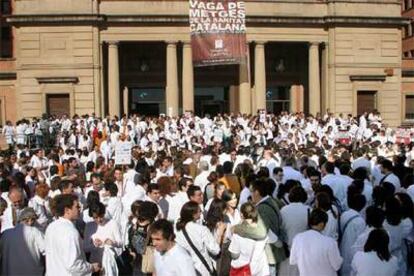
[194,87,229,116]
[357,91,377,115]
[129,88,165,116]
[46,94,70,116]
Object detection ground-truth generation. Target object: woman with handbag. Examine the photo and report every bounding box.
[126,200,159,276]
[228,202,271,276]
[176,201,225,276]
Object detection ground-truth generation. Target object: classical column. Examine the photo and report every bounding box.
[229,86,238,113]
[309,42,321,116]
[108,41,120,117]
[182,42,194,113]
[239,43,251,114]
[289,86,297,113]
[123,87,129,115]
[254,42,266,112]
[321,43,329,114]
[166,41,179,117]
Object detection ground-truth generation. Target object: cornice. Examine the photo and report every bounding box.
[7,14,410,27]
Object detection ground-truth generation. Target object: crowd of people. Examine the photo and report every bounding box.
[0,109,413,276]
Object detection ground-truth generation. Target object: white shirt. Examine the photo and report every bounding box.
[228,233,269,276]
[281,202,310,247]
[282,166,303,184]
[381,173,401,191]
[1,224,45,275]
[121,184,146,218]
[290,229,343,276]
[321,174,348,205]
[167,191,189,223]
[351,251,398,276]
[154,244,197,276]
[339,209,366,276]
[28,195,52,231]
[106,196,123,225]
[45,217,93,276]
[176,222,220,275]
[1,205,23,233]
[83,219,123,263]
[194,170,210,192]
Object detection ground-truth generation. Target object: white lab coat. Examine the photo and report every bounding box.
[154,244,197,276]
[351,251,398,276]
[29,195,52,231]
[45,217,93,276]
[321,174,348,205]
[281,202,310,247]
[176,222,220,275]
[167,191,189,223]
[84,219,123,263]
[339,209,366,276]
[290,229,343,276]
[228,233,269,276]
[1,223,45,275]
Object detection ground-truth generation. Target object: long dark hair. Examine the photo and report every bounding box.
[176,201,200,231]
[205,199,226,232]
[364,229,391,262]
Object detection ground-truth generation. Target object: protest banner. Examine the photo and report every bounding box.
[115,141,132,165]
[189,0,247,66]
[395,128,412,145]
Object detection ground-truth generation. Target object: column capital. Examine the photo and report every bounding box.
[182,41,192,47]
[254,41,267,46]
[308,41,320,47]
[165,40,178,46]
[107,41,119,47]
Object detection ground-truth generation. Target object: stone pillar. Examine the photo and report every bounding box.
[321,43,329,114]
[239,43,251,114]
[166,41,179,117]
[182,42,194,113]
[123,87,129,115]
[254,42,266,112]
[289,86,297,113]
[108,41,120,117]
[309,42,321,116]
[229,86,238,113]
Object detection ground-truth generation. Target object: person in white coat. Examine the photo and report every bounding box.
[150,219,197,276]
[175,201,223,275]
[290,209,343,276]
[280,186,311,276]
[228,202,271,276]
[45,194,101,276]
[1,208,45,275]
[351,229,398,276]
[339,193,366,276]
[83,202,123,264]
[167,177,192,223]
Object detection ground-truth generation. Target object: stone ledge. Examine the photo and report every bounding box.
[7,14,410,27]
[36,77,79,84]
[349,75,386,82]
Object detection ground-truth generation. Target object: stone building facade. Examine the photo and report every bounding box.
[0,0,411,126]
[402,0,414,123]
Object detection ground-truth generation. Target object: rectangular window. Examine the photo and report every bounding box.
[0,27,12,58]
[0,0,11,15]
[406,95,414,120]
